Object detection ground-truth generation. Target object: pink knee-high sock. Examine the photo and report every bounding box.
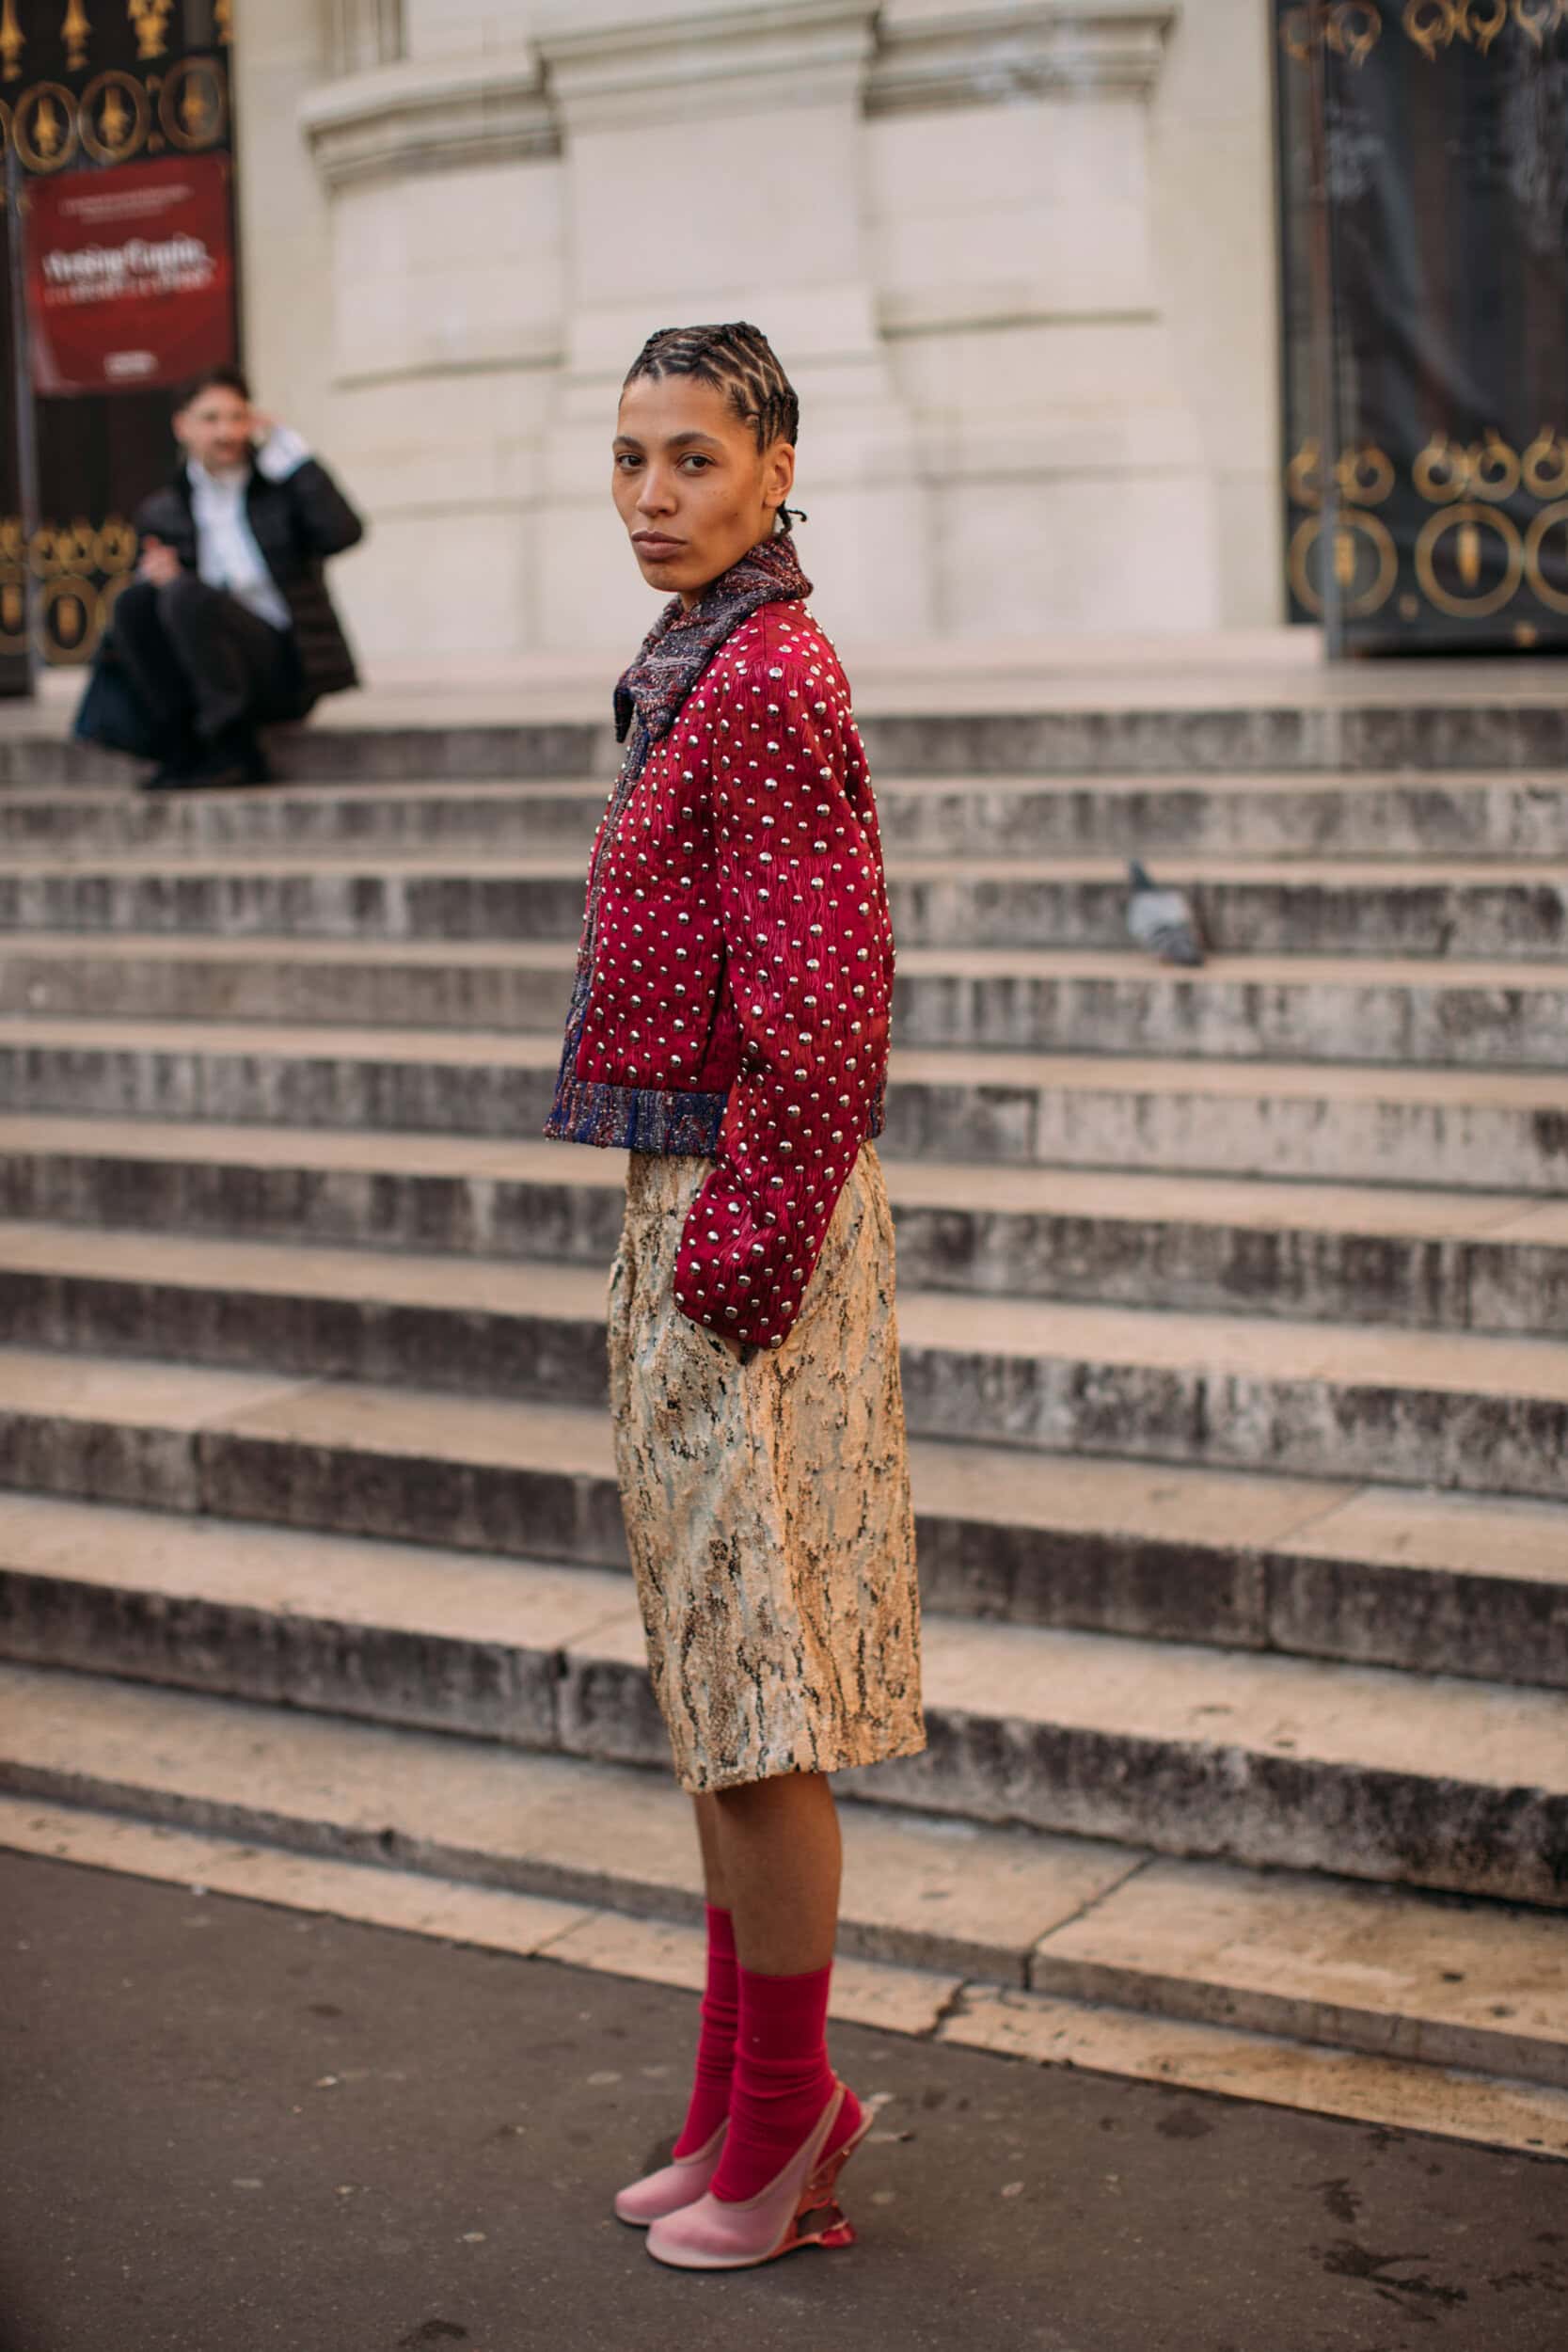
[709,1960,860,2204]
[672,1903,739,2158]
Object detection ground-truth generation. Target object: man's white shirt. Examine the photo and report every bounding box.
[188,425,311,633]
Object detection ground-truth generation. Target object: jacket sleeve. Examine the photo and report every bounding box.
[673,650,893,1350]
[284,456,366,559]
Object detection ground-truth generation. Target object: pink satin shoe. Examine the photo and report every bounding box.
[613,2120,726,2228]
[644,2081,870,2270]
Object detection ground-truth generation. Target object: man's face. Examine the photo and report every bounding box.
[174,385,253,473]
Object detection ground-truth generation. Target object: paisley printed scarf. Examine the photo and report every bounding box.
[612,529,813,771]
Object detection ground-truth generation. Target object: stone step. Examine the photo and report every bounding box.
[3,850,1565,960]
[5,694,1568,785]
[6,768,1568,859]
[2,1344,1561,1683]
[3,1222,1566,1500]
[12,1646,1568,2107]
[0,1576,1563,1905]
[8,931,1568,1069]
[3,1116,1563,1336]
[3,1017,1562,1191]
[7,1797,1567,2153]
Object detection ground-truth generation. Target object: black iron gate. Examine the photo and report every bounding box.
[0,0,239,691]
[1276,2,1568,654]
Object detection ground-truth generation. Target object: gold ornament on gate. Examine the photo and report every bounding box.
[159,55,227,149]
[1287,437,1326,512]
[13,80,79,169]
[215,0,232,39]
[128,0,172,60]
[1513,0,1558,47]
[1404,0,1457,56]
[80,67,147,161]
[1415,504,1524,616]
[1523,428,1568,500]
[1337,443,1396,504]
[1328,2,1383,63]
[62,0,90,71]
[94,516,138,576]
[0,0,24,84]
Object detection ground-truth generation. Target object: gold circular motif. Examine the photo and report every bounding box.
[1414,435,1467,504]
[40,574,100,663]
[0,567,26,652]
[158,56,228,151]
[1523,501,1568,613]
[1415,504,1524,617]
[80,70,152,165]
[1280,7,1314,63]
[12,83,82,173]
[1523,430,1568,500]
[1337,443,1396,506]
[1513,0,1559,49]
[1403,0,1456,57]
[1288,511,1399,619]
[1328,1,1384,62]
[1471,430,1521,502]
[30,521,98,579]
[1286,437,1324,513]
[94,516,140,575]
[1466,0,1511,49]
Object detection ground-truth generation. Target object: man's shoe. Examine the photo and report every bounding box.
[140,760,201,793]
[182,726,272,790]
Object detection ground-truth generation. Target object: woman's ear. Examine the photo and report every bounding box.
[764,439,796,514]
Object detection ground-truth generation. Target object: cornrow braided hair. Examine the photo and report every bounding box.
[623,322,806,529]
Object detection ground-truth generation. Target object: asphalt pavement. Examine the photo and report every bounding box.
[2,1848,1564,2352]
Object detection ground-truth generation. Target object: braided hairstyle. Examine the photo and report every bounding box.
[622,322,803,529]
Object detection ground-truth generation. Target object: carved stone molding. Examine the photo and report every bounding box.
[299,48,559,188]
[533,1,880,130]
[867,1,1178,113]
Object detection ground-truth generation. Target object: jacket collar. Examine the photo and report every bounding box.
[613,530,812,752]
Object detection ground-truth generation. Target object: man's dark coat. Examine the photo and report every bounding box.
[132,452,366,700]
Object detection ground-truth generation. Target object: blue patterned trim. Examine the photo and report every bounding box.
[544,1062,730,1155]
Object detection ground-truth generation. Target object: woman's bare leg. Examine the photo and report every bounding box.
[692,1772,841,1976]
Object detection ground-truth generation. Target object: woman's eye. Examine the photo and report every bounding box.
[681,455,712,472]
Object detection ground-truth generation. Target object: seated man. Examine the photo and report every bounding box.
[95,365,365,789]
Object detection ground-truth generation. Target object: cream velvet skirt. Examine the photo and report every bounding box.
[607,1142,926,1795]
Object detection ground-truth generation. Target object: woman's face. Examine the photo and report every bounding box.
[613,373,795,610]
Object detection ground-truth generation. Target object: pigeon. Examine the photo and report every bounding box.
[1126,859,1205,966]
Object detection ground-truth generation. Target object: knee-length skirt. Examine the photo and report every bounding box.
[607,1142,926,1795]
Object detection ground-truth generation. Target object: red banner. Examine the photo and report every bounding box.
[25,154,235,399]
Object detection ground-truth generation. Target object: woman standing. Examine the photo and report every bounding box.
[545,322,925,2271]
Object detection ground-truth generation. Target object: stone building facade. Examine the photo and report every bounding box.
[234,2,1280,667]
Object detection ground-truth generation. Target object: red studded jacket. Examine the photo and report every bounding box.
[546,597,895,1351]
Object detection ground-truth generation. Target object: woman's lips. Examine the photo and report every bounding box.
[633,534,684,557]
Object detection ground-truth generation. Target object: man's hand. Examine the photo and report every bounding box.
[137,535,181,588]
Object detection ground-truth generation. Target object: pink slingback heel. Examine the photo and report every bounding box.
[644,2081,870,2270]
[613,2120,728,2228]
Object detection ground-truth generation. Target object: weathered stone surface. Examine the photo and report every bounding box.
[1029,1855,1568,2085]
[9,769,1568,859]
[4,853,1565,960]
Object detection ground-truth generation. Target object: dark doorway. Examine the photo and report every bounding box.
[0,0,239,692]
[1275,2,1568,655]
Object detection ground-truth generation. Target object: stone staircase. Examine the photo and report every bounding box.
[0,734,1565,2152]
